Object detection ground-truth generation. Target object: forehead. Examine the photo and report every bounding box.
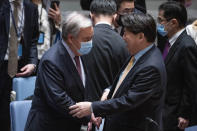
[124,28,135,36]
[77,26,93,40]
[158,10,165,18]
[119,1,134,11]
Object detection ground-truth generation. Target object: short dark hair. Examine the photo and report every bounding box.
[122,13,156,43]
[90,0,117,15]
[159,1,187,27]
[167,0,185,4]
[115,0,134,10]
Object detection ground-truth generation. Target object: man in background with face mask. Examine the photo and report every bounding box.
[25,12,99,131]
[114,0,146,36]
[157,1,197,131]
[114,0,135,36]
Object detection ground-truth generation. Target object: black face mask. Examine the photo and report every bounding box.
[116,14,124,27]
[116,8,144,27]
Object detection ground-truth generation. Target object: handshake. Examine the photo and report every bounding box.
[69,89,109,130]
[69,102,102,130]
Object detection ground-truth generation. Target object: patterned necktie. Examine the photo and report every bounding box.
[8,1,19,78]
[162,41,170,59]
[112,56,135,98]
[74,56,82,81]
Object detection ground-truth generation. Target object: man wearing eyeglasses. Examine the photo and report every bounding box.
[157,1,197,131]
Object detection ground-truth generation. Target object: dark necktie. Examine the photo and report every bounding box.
[162,41,170,59]
[8,1,19,78]
[74,56,82,81]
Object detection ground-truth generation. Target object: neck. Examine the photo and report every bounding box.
[167,27,184,39]
[94,15,113,26]
[131,42,151,56]
[65,39,80,56]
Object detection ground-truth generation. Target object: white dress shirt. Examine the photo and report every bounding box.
[95,21,111,26]
[62,40,86,87]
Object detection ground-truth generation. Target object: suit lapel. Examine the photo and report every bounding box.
[110,45,155,98]
[23,1,29,46]
[107,56,131,99]
[58,41,85,93]
[3,0,10,35]
[165,31,186,65]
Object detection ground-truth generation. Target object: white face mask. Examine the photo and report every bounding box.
[77,40,93,55]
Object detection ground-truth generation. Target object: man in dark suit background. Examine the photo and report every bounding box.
[82,1,129,130]
[70,13,167,131]
[25,12,99,131]
[80,0,146,13]
[0,0,38,130]
[83,0,129,102]
[157,2,197,131]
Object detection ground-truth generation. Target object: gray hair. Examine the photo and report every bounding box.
[62,11,92,40]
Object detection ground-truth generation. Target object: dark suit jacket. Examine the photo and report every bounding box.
[0,0,38,67]
[92,45,167,131]
[82,24,129,101]
[25,41,90,131]
[163,30,197,130]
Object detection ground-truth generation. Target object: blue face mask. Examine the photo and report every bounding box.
[77,40,93,55]
[157,24,168,37]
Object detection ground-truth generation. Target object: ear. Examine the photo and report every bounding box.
[67,34,74,44]
[113,13,117,20]
[137,32,144,41]
[89,12,93,19]
[112,13,119,27]
[171,18,179,27]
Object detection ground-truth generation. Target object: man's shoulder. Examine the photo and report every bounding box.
[140,46,164,69]
[94,25,125,44]
[177,30,196,46]
[41,43,61,62]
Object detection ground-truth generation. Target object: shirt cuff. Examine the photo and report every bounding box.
[90,103,93,113]
[104,88,110,92]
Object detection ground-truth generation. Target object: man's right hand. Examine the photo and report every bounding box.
[91,113,102,129]
[100,89,110,101]
[48,3,61,26]
[178,117,189,130]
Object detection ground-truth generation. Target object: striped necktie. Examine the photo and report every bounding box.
[8,1,20,78]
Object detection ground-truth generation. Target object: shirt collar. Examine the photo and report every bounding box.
[9,0,23,3]
[169,28,185,47]
[95,21,111,26]
[9,0,23,6]
[62,40,76,60]
[134,44,154,62]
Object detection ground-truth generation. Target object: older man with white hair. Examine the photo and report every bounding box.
[25,12,96,131]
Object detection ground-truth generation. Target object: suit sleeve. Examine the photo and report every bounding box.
[92,66,162,117]
[178,45,197,119]
[39,60,90,124]
[27,5,38,65]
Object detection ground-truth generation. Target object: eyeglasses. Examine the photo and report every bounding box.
[157,17,167,24]
[118,8,135,15]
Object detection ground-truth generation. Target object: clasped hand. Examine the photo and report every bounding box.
[69,102,102,129]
